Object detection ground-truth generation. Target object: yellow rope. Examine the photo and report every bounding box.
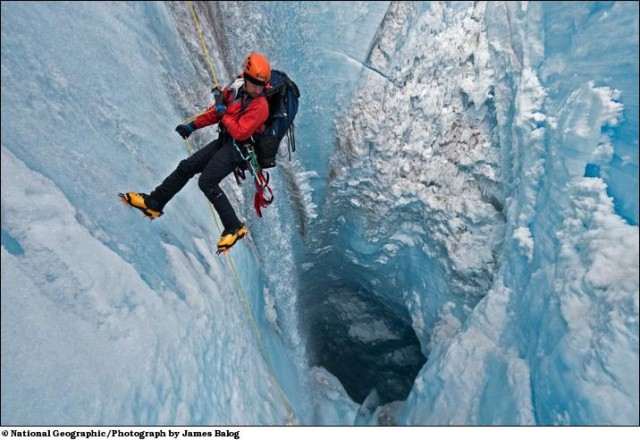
[184,2,296,424]
[187,1,219,88]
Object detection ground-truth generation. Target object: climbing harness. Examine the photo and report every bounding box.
[233,140,274,218]
[185,1,295,424]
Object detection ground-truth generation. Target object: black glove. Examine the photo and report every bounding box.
[212,86,224,107]
[212,86,226,117]
[175,122,195,139]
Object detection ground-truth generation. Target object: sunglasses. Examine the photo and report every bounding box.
[244,73,266,87]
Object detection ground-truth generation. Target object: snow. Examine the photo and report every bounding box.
[2,0,638,432]
[513,227,534,262]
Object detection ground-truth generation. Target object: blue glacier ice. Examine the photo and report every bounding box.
[1,1,638,428]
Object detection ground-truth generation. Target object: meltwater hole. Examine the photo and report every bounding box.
[303,283,426,405]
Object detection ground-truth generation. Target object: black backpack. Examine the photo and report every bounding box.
[254,70,300,168]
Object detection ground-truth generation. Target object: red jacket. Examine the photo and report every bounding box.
[192,75,269,142]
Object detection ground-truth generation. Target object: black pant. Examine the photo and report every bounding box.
[150,135,245,231]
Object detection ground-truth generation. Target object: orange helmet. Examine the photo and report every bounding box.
[243,52,271,85]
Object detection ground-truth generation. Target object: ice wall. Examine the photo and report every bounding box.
[312,1,639,425]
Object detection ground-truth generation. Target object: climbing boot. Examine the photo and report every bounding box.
[119,192,164,220]
[217,223,248,254]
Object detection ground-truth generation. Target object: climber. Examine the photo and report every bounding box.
[120,52,271,254]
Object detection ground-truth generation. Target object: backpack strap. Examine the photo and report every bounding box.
[240,94,253,112]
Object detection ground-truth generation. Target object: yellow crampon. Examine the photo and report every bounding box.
[216,224,248,254]
[118,192,163,220]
